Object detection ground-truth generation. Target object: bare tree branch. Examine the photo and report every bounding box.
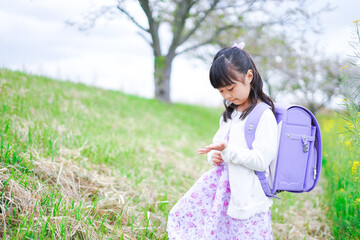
[178,0,221,46]
[176,23,241,55]
[138,0,161,55]
[176,39,215,56]
[136,31,152,47]
[116,6,148,32]
[66,5,116,31]
[168,0,196,56]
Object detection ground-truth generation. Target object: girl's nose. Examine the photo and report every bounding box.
[225,93,232,98]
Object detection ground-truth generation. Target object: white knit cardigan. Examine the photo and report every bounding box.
[207,108,278,219]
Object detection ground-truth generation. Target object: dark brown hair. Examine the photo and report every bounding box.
[209,46,275,121]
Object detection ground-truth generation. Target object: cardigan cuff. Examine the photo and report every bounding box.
[207,150,215,165]
[221,144,237,163]
[221,144,249,165]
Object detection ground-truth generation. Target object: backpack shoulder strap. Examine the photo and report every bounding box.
[244,102,270,150]
[245,102,279,199]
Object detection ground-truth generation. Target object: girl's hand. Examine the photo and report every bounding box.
[211,151,223,166]
[198,142,227,154]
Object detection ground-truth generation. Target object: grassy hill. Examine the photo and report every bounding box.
[0,69,224,239]
[0,69,335,239]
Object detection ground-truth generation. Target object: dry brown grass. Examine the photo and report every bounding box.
[0,145,167,239]
[272,176,334,240]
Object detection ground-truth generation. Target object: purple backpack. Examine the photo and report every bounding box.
[245,102,322,198]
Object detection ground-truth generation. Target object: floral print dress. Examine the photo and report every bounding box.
[166,162,273,240]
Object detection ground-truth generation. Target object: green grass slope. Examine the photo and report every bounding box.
[0,69,222,239]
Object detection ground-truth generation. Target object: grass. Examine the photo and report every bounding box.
[319,21,360,239]
[319,113,360,239]
[0,68,222,239]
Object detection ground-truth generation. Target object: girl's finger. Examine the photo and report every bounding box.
[205,143,226,151]
[213,152,222,157]
[215,158,223,163]
[205,144,217,150]
[212,159,223,165]
[212,154,221,160]
[198,148,210,154]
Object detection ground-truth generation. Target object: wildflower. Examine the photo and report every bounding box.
[339,188,345,192]
[345,141,351,146]
[343,98,349,102]
[353,19,360,23]
[352,161,360,169]
[356,199,360,203]
[341,65,348,69]
[352,161,360,177]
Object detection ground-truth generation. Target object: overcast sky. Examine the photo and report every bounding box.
[1,0,359,107]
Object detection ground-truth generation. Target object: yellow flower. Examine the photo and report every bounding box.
[343,98,349,102]
[356,198,360,202]
[353,19,360,23]
[340,188,345,192]
[345,141,351,146]
[341,65,348,69]
[352,161,360,176]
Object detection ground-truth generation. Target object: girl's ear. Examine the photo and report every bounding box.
[246,69,253,83]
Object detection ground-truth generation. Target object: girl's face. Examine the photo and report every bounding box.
[217,69,253,112]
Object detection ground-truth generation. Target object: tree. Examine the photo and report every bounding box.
[286,52,344,114]
[258,41,345,114]
[71,0,329,103]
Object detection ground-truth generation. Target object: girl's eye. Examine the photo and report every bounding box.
[228,87,234,91]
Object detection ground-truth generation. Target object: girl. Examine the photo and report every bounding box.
[166,43,278,240]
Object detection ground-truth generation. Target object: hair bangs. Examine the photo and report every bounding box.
[209,55,236,88]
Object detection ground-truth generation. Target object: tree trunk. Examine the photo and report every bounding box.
[154,54,173,103]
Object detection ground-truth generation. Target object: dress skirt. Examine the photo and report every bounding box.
[167,163,273,240]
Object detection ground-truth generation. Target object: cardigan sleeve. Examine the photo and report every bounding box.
[220,109,278,171]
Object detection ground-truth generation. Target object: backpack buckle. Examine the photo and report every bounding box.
[303,143,309,153]
[248,125,253,133]
[302,136,309,153]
